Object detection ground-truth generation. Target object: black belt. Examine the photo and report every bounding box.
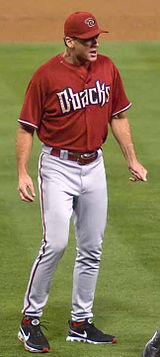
[50,148,98,165]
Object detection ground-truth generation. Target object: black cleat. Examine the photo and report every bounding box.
[142,329,160,357]
[66,318,117,344]
[18,316,50,353]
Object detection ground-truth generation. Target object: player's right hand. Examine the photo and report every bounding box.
[18,174,36,202]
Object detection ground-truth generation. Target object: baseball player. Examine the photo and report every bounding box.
[16,11,147,353]
[142,326,160,356]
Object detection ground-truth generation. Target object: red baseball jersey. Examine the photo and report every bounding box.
[18,53,131,152]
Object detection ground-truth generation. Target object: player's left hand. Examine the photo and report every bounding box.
[128,160,148,182]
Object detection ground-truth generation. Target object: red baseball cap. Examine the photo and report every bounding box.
[64,11,108,39]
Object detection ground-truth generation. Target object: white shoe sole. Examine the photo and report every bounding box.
[66,335,115,344]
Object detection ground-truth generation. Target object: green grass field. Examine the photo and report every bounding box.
[0,41,160,356]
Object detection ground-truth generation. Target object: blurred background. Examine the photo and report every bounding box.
[0,0,160,41]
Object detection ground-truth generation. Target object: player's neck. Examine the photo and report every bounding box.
[63,50,89,68]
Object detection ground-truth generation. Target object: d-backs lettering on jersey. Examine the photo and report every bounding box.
[57,80,110,114]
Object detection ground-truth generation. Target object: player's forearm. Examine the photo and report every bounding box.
[110,114,137,167]
[16,125,34,176]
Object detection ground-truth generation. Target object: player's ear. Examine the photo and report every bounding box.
[64,37,75,48]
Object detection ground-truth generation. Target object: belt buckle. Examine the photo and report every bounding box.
[77,152,96,165]
[82,153,92,158]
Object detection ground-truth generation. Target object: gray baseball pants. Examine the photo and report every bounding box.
[22,145,108,321]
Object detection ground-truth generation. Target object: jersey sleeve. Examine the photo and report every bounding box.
[111,65,132,117]
[18,76,44,129]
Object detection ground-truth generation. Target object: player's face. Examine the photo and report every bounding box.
[72,35,99,64]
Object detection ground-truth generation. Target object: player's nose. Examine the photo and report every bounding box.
[91,37,99,47]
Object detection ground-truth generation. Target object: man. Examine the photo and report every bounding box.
[142,328,160,356]
[16,11,147,353]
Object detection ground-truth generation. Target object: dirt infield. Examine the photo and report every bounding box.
[0,0,160,42]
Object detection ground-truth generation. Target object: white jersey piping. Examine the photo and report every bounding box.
[112,103,132,117]
[18,119,38,129]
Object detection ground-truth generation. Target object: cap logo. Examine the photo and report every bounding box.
[84,18,96,27]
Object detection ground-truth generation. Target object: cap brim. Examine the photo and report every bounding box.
[75,29,109,39]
